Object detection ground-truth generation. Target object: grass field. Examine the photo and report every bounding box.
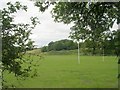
[3,54,118,88]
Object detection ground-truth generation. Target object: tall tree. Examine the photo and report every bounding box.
[51,2,119,54]
[34,1,120,76]
[51,1,120,76]
[35,1,120,56]
[1,1,40,79]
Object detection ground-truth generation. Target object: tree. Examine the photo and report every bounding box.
[35,1,120,55]
[34,1,120,77]
[41,46,48,52]
[52,2,119,55]
[41,39,77,52]
[48,41,54,51]
[50,2,120,76]
[1,1,40,80]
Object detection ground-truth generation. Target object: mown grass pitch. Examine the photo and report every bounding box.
[4,55,118,88]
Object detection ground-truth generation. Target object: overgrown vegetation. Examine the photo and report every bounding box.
[1,1,40,88]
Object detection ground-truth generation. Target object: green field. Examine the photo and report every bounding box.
[4,54,118,88]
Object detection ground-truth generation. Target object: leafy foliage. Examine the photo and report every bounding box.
[51,2,120,55]
[41,39,77,52]
[2,2,39,77]
[36,2,120,56]
[34,1,55,12]
[51,2,120,77]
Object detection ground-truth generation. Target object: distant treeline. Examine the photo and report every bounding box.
[41,39,78,52]
[41,39,116,55]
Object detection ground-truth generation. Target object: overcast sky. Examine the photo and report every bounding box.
[1,0,72,47]
[0,0,118,47]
